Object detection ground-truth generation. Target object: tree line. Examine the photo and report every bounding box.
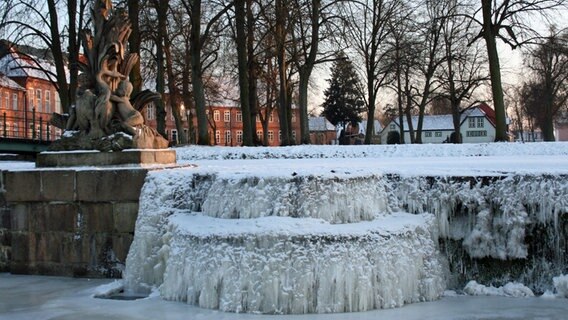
[1,0,567,144]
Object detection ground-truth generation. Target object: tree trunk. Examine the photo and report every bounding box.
[298,69,312,144]
[128,0,142,95]
[297,0,321,145]
[235,0,253,146]
[47,0,70,113]
[154,3,167,138]
[182,60,196,144]
[160,2,187,144]
[246,0,260,145]
[189,0,211,145]
[275,0,291,145]
[481,0,508,142]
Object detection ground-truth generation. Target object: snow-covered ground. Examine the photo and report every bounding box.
[2,274,568,320]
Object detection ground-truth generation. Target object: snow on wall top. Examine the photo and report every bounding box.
[175,142,568,161]
[169,212,429,238]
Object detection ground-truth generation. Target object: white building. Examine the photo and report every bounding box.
[380,103,497,144]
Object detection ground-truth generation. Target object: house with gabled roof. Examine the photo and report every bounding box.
[380,103,498,144]
[309,116,336,144]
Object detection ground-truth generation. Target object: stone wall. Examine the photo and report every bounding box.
[3,168,148,278]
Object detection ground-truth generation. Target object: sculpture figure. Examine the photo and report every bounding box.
[50,0,168,151]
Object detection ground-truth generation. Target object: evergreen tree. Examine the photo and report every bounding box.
[321,54,364,128]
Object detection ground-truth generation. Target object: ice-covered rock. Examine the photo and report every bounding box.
[463,280,534,297]
[553,275,568,298]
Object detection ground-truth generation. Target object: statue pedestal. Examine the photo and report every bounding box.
[36,149,177,168]
[4,149,184,277]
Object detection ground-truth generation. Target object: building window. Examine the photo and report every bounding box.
[467,130,487,137]
[256,115,261,122]
[35,89,42,112]
[269,112,274,122]
[225,130,231,144]
[425,132,432,138]
[146,104,155,120]
[215,130,220,144]
[12,93,18,110]
[435,132,442,137]
[292,112,297,123]
[55,92,61,113]
[468,118,475,128]
[279,130,282,141]
[268,130,274,142]
[45,90,51,113]
[214,110,220,121]
[390,124,395,130]
[256,130,262,139]
[292,130,297,140]
[477,118,484,128]
[4,92,8,109]
[236,111,242,122]
[206,109,210,117]
[236,130,243,143]
[13,123,19,138]
[28,88,34,110]
[171,129,178,144]
[224,110,230,122]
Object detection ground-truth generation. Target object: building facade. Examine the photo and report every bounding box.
[144,104,302,146]
[380,103,498,144]
[0,47,62,141]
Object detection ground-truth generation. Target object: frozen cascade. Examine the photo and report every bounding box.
[389,174,568,292]
[158,214,445,314]
[124,168,446,314]
[124,166,567,312]
[202,175,390,223]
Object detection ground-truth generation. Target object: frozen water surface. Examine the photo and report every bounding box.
[1,274,568,320]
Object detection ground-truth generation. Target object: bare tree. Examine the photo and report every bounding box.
[179,0,233,145]
[467,0,568,141]
[289,0,342,144]
[438,1,488,143]
[234,0,255,146]
[344,0,401,144]
[521,28,568,141]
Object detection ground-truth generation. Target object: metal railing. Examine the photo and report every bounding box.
[0,108,61,142]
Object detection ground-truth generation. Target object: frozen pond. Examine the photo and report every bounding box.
[1,274,568,320]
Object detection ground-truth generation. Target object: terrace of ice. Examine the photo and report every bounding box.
[123,143,568,314]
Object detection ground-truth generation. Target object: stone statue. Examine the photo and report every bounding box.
[50,0,168,151]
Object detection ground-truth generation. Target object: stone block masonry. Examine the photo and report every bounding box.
[3,167,152,278]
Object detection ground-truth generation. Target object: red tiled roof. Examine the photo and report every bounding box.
[476,102,497,127]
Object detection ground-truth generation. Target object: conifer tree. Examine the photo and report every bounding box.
[321,54,364,128]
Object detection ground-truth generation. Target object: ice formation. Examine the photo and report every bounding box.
[553,275,568,298]
[463,280,534,297]
[124,144,568,312]
[124,169,446,314]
